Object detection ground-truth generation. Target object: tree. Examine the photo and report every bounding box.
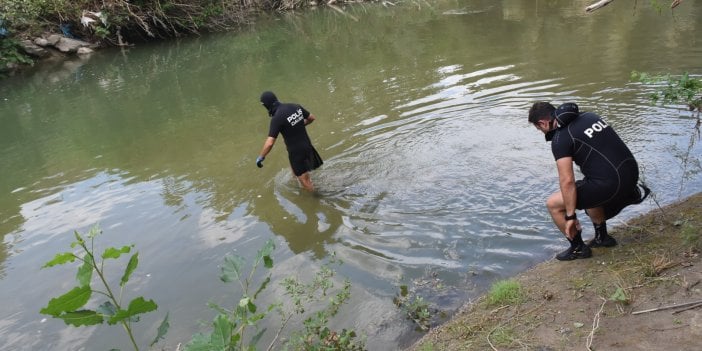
[585,0,684,13]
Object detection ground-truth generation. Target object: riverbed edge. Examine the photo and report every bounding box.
[407,192,702,350]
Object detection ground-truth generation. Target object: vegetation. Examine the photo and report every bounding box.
[0,0,336,45]
[40,225,169,351]
[486,279,524,306]
[632,71,702,114]
[394,285,432,331]
[0,36,33,68]
[42,228,364,351]
[185,239,365,350]
[409,194,702,351]
[632,71,702,195]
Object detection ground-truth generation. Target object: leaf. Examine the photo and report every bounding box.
[120,253,139,287]
[249,328,267,349]
[263,255,273,269]
[58,310,103,327]
[76,254,93,287]
[72,230,85,248]
[97,301,117,316]
[86,225,101,239]
[185,333,213,351]
[258,239,275,263]
[108,297,157,325]
[610,287,629,303]
[40,286,92,317]
[253,276,271,300]
[150,312,170,347]
[220,254,244,283]
[102,245,132,259]
[239,297,250,308]
[211,314,233,350]
[42,252,76,268]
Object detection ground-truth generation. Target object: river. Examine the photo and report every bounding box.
[1,0,701,350]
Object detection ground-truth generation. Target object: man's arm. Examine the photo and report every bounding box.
[556,157,579,238]
[259,136,276,158]
[304,114,315,126]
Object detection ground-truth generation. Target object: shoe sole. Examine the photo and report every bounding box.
[556,250,592,261]
[586,238,618,248]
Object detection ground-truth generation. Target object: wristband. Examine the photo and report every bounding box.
[565,213,577,221]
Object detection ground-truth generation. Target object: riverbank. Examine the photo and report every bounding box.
[409,193,702,351]
[0,0,369,74]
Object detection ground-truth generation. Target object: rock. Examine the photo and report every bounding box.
[20,40,50,58]
[77,47,94,55]
[47,34,62,46]
[34,38,50,47]
[54,37,92,53]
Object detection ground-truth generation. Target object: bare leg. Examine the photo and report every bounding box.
[585,207,606,225]
[546,191,568,236]
[546,191,591,260]
[296,172,315,192]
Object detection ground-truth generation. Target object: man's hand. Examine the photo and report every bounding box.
[256,156,265,168]
[565,218,581,240]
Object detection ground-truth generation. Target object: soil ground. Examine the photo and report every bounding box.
[408,193,702,351]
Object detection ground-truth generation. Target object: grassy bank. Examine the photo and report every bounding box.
[409,193,702,351]
[0,0,365,69]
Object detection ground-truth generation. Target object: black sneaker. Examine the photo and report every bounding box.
[586,235,618,248]
[556,244,592,261]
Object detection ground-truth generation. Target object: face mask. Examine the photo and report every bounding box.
[545,129,556,142]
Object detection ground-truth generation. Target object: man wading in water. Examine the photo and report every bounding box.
[529,102,650,261]
[256,91,323,192]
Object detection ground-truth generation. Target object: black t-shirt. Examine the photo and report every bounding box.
[268,103,312,152]
[551,112,635,182]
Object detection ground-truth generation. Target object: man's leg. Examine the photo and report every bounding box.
[546,191,591,260]
[585,207,617,247]
[297,172,315,192]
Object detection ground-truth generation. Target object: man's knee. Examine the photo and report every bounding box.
[546,193,563,212]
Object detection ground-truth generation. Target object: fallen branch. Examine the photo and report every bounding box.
[587,297,607,351]
[632,300,702,315]
[649,324,689,331]
[585,0,614,13]
[672,302,702,315]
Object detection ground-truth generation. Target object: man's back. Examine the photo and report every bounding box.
[268,103,312,151]
[551,112,636,182]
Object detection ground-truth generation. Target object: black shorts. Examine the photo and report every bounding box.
[288,146,323,177]
[576,160,640,220]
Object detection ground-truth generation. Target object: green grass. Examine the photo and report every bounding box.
[486,279,523,306]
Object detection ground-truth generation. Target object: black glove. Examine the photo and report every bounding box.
[256,156,265,168]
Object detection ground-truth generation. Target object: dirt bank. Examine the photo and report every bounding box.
[409,193,702,351]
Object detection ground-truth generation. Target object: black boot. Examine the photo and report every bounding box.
[586,222,617,248]
[556,231,592,261]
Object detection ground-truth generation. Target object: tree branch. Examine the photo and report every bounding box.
[586,0,615,13]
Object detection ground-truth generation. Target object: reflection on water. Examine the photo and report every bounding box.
[1,1,701,350]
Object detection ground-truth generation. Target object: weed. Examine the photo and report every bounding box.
[40,225,168,351]
[394,285,432,331]
[186,244,365,351]
[486,280,523,306]
[680,223,701,250]
[609,287,630,305]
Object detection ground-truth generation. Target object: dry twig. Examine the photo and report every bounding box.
[586,297,607,350]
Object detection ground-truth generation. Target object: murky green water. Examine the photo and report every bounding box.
[1,1,701,349]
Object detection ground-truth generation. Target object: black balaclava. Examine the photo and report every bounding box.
[260,91,280,117]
